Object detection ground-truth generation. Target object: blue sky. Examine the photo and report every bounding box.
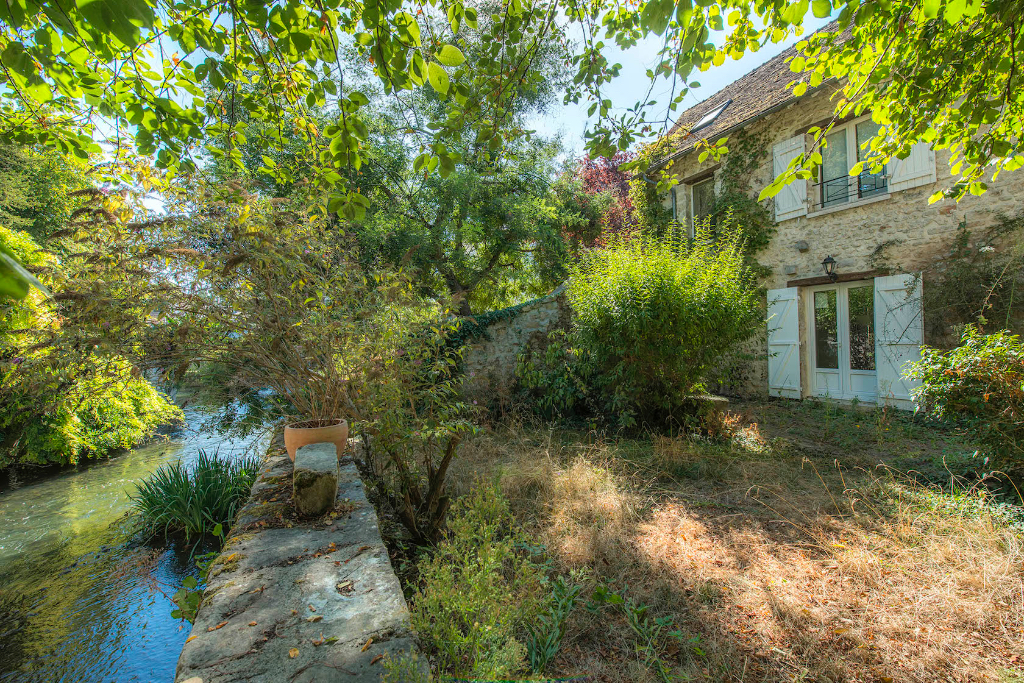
[532,15,836,158]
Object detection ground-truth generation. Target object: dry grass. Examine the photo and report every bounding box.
[447,400,1024,682]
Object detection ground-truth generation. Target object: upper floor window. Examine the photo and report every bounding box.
[690,176,716,232]
[771,115,936,223]
[816,118,888,210]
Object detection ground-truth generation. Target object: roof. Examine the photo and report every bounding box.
[660,22,843,166]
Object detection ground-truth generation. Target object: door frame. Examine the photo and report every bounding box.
[804,280,878,403]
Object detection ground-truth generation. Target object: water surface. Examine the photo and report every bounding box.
[0,407,268,682]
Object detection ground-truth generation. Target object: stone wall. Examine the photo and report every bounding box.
[175,436,422,683]
[461,284,570,399]
[664,86,1024,396]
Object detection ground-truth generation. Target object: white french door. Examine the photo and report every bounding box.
[807,281,877,402]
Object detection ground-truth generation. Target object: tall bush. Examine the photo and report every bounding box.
[908,327,1024,471]
[0,223,182,467]
[526,221,761,429]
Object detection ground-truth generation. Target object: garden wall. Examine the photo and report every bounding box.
[175,434,421,683]
[461,284,570,400]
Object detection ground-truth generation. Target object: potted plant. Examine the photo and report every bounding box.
[168,220,383,460]
[283,415,349,462]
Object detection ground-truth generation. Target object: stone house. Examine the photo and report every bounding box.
[656,43,1024,410]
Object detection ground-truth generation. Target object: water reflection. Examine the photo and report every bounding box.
[0,406,267,682]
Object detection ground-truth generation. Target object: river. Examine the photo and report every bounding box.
[0,406,268,682]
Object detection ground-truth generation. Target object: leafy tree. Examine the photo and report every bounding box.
[4,0,1023,302]
[570,151,636,246]
[358,129,571,315]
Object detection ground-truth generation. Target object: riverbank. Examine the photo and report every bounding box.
[0,406,268,682]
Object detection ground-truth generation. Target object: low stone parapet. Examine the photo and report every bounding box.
[175,437,421,682]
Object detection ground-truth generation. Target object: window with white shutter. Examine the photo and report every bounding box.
[888,142,936,193]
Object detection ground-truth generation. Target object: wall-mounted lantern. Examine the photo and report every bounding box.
[821,255,838,282]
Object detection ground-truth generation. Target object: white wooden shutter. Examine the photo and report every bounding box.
[888,142,936,193]
[874,274,924,410]
[768,287,801,399]
[772,135,808,222]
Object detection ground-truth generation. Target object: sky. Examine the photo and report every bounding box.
[531,14,836,159]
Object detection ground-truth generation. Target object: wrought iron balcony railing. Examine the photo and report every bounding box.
[812,171,888,210]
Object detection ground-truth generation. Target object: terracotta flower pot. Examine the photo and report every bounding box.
[283,419,349,461]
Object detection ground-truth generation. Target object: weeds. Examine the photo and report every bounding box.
[589,584,702,682]
[130,449,260,543]
[441,401,1023,682]
[408,481,547,679]
[527,573,584,674]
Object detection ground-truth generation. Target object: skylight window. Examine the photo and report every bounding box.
[691,99,732,133]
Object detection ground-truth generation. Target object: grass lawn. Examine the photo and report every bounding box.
[431,399,1024,682]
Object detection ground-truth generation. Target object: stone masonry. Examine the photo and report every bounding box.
[461,284,570,397]
[175,435,421,682]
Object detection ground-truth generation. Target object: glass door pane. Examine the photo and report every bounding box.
[848,284,875,370]
[814,290,839,369]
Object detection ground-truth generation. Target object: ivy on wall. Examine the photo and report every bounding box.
[871,213,1024,347]
[627,129,776,271]
[445,288,565,351]
[711,129,776,271]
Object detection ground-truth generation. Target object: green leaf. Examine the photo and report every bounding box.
[641,0,674,36]
[922,0,940,19]
[436,44,465,67]
[439,154,456,178]
[427,61,449,95]
[78,0,156,47]
[812,0,831,18]
[0,245,49,299]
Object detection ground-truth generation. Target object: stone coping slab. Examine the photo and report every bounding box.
[175,438,420,682]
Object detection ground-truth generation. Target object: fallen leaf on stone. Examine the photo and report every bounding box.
[370,654,384,665]
[288,648,299,659]
[308,604,316,612]
[306,615,322,623]
[186,635,199,643]
[249,621,258,627]
[336,580,354,594]
[361,637,373,652]
[207,621,228,632]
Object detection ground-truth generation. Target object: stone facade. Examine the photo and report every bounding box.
[663,86,1024,399]
[461,285,570,399]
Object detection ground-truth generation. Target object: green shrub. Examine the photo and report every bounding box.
[908,326,1024,470]
[520,221,761,429]
[130,449,261,542]
[408,482,546,680]
[0,360,184,467]
[0,225,183,467]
